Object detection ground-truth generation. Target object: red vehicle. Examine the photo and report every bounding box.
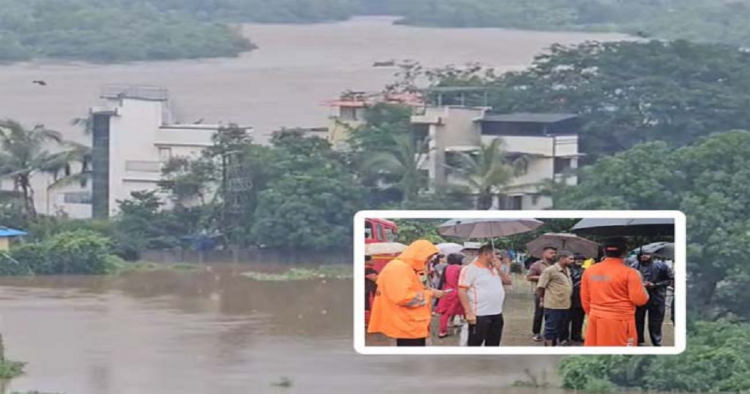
[365,218,398,244]
[364,218,398,328]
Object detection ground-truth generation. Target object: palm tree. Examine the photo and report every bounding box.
[0,119,89,217]
[451,138,520,210]
[363,133,430,203]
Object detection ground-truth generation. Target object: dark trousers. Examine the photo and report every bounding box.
[468,313,504,346]
[532,294,545,335]
[544,309,570,344]
[396,338,426,347]
[567,307,585,342]
[636,300,666,346]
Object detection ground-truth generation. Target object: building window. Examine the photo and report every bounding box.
[63,192,93,205]
[340,107,359,121]
[384,227,397,242]
[511,195,523,210]
[126,160,162,173]
[515,157,529,176]
[159,147,172,161]
[554,158,572,174]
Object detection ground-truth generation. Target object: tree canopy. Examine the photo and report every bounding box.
[422,40,750,160]
[555,130,750,321]
[388,0,750,48]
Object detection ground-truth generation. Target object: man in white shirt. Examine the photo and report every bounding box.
[458,244,512,346]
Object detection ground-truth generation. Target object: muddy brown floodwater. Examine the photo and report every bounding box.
[1,265,564,394]
[0,17,630,143]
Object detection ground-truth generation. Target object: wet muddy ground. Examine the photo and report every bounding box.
[366,274,675,347]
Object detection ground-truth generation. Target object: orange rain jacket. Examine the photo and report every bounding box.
[581,257,650,346]
[367,240,438,339]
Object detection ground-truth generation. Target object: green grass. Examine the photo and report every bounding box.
[112,261,202,274]
[242,265,352,281]
[0,359,26,380]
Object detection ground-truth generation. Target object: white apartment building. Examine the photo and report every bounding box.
[46,85,252,218]
[412,106,581,210]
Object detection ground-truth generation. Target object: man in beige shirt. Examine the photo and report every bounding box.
[536,251,574,347]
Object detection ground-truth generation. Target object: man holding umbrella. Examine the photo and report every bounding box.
[633,252,674,346]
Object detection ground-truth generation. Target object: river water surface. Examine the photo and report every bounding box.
[1,265,562,394]
[0,17,629,142]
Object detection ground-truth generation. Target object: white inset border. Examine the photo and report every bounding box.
[353,210,687,356]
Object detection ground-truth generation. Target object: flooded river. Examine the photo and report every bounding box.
[0,17,629,142]
[1,265,561,394]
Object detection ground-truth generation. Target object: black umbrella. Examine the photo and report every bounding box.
[570,218,674,237]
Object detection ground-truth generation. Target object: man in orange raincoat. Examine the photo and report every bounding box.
[368,240,444,346]
[581,238,649,347]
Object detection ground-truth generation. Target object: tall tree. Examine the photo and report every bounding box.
[250,130,365,250]
[556,130,750,321]
[362,133,429,203]
[451,138,516,210]
[421,41,750,161]
[0,119,88,217]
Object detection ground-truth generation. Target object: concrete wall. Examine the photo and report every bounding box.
[108,98,164,215]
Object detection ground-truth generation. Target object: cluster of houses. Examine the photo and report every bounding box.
[2,84,581,220]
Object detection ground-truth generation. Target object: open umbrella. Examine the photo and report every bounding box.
[365,242,407,256]
[436,242,464,256]
[526,233,600,259]
[570,218,674,237]
[438,218,544,239]
[638,242,675,259]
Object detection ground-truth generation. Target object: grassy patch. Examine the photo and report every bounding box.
[242,265,352,281]
[0,359,25,380]
[112,261,201,274]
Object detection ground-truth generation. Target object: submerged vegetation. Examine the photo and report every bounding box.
[242,266,352,281]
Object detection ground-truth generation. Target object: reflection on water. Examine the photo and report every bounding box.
[0,265,561,394]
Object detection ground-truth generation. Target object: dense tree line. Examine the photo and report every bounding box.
[407,40,750,161]
[388,0,750,48]
[0,0,255,63]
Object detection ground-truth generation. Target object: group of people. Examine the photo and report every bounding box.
[366,237,674,347]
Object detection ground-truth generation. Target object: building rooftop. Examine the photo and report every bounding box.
[101,84,168,101]
[481,113,578,124]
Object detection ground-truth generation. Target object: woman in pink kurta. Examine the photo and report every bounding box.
[436,253,466,337]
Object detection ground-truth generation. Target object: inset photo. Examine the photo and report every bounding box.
[354,210,686,355]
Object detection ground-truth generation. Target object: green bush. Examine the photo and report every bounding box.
[9,244,51,275]
[560,321,750,392]
[8,230,115,276]
[46,230,113,275]
[0,252,33,276]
